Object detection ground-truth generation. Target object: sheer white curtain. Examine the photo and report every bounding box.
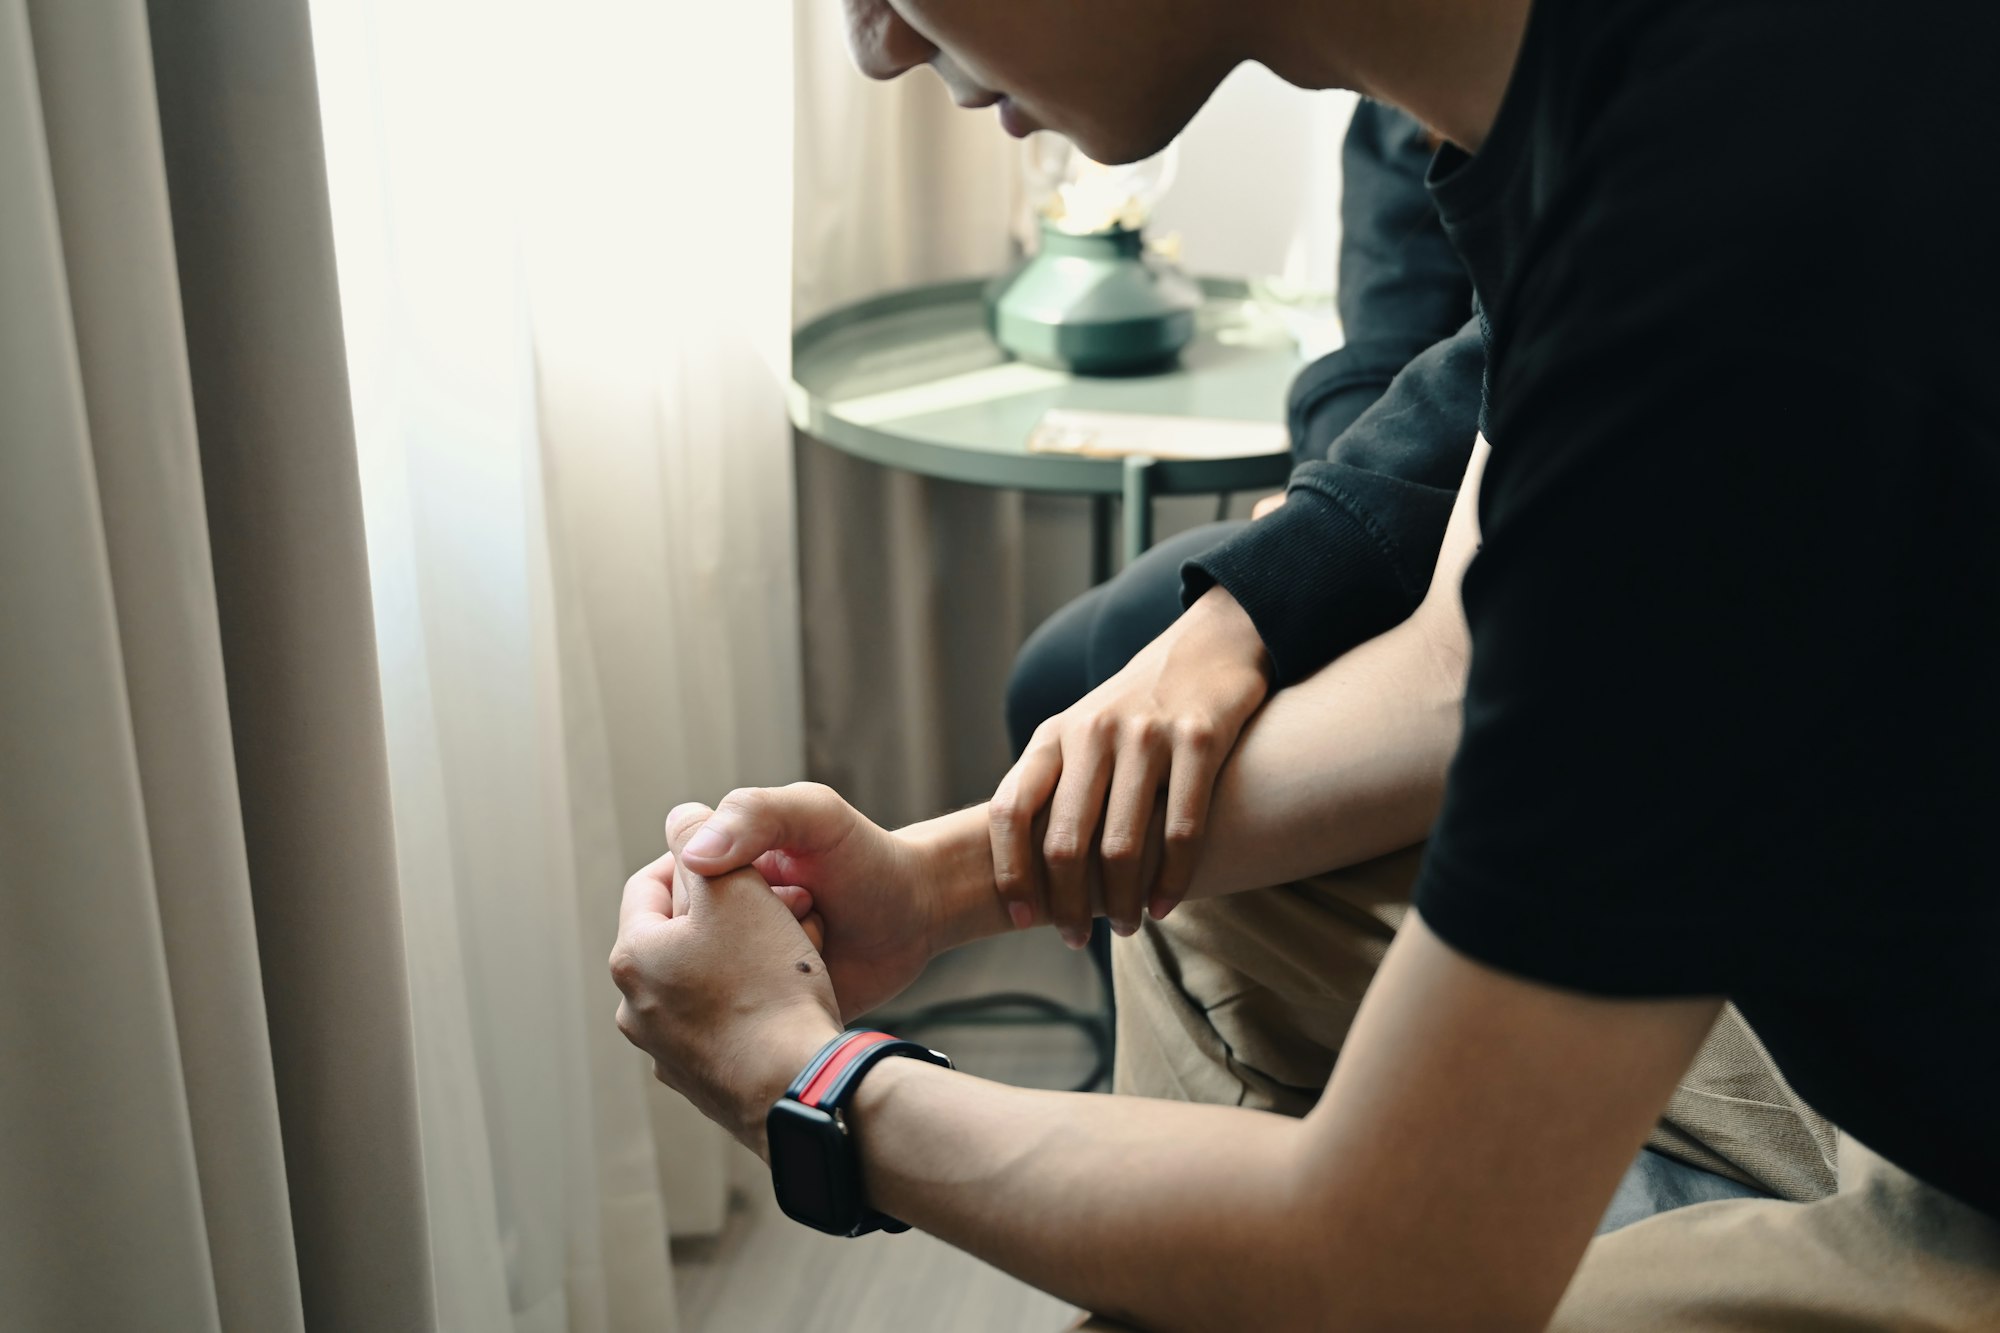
[311,0,800,1328]
[790,0,1032,827]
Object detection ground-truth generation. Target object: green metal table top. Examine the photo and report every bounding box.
[789,278,1304,497]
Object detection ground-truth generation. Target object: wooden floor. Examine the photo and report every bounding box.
[671,930,1103,1333]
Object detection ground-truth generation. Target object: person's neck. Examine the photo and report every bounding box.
[1251,0,1534,151]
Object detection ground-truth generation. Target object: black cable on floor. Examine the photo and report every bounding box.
[865,990,1112,1093]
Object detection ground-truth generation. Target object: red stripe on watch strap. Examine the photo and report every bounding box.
[799,1031,897,1108]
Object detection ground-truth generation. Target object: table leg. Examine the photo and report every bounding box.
[1122,455,1156,568]
[1090,494,1115,585]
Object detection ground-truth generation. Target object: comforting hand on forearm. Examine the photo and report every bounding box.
[985,443,1486,947]
[991,584,1273,947]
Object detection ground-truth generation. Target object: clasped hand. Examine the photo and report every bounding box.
[609,787,945,1154]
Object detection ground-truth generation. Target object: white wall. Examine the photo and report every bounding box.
[1150,64,1357,295]
[1019,65,1357,612]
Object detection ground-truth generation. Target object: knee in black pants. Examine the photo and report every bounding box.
[1003,522,1247,758]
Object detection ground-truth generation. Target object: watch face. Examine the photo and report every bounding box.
[766,1101,848,1233]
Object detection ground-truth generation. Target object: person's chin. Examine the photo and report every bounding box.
[1069,124,1181,166]
[990,99,1181,163]
[996,95,1039,140]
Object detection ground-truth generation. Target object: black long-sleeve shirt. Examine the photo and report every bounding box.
[1180,102,1485,686]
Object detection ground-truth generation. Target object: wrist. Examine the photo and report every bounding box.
[898,806,1014,956]
[1186,585,1274,688]
[743,1006,844,1159]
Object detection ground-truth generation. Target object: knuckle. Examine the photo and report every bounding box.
[1127,716,1165,750]
[989,793,1025,831]
[1175,717,1217,750]
[1042,831,1083,867]
[1099,832,1140,865]
[614,1001,653,1051]
[717,786,767,819]
[607,946,643,991]
[1164,817,1204,848]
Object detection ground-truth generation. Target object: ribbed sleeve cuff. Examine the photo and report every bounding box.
[1179,482,1415,687]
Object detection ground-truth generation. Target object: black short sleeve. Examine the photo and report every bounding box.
[1408,0,2000,1225]
[1410,0,2000,999]
[1418,337,2000,994]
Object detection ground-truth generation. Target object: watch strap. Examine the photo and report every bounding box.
[775,1029,951,1237]
[786,1030,949,1109]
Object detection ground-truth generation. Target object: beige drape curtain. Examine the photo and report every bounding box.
[0,0,430,1328]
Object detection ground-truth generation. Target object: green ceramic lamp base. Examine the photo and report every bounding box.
[988,223,1203,377]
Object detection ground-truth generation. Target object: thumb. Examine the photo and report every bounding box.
[663,803,722,914]
[676,782,851,874]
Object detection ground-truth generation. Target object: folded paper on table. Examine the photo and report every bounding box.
[1026,408,1287,461]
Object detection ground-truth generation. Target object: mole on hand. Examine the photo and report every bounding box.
[795,960,814,974]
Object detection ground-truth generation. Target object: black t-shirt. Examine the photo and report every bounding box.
[1411,0,2000,1220]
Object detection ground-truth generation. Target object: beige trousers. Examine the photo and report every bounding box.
[1550,1134,2000,1330]
[1104,847,2000,1328]
[1112,846,1837,1199]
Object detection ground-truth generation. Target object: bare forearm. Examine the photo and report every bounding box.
[1187,442,1487,896]
[1188,615,1459,897]
[851,1059,1314,1332]
[904,805,1017,952]
[910,443,1484,946]
[906,804,1139,951]
[833,922,1723,1333]
[904,614,1457,949]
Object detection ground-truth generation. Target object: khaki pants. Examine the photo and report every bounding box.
[1106,847,2000,1327]
[1551,1135,2000,1329]
[1113,846,1837,1199]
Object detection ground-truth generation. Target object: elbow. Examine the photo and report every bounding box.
[1411,584,1471,709]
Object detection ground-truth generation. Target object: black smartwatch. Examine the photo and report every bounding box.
[766,1029,953,1236]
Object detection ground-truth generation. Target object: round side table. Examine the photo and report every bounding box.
[789,277,1302,582]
